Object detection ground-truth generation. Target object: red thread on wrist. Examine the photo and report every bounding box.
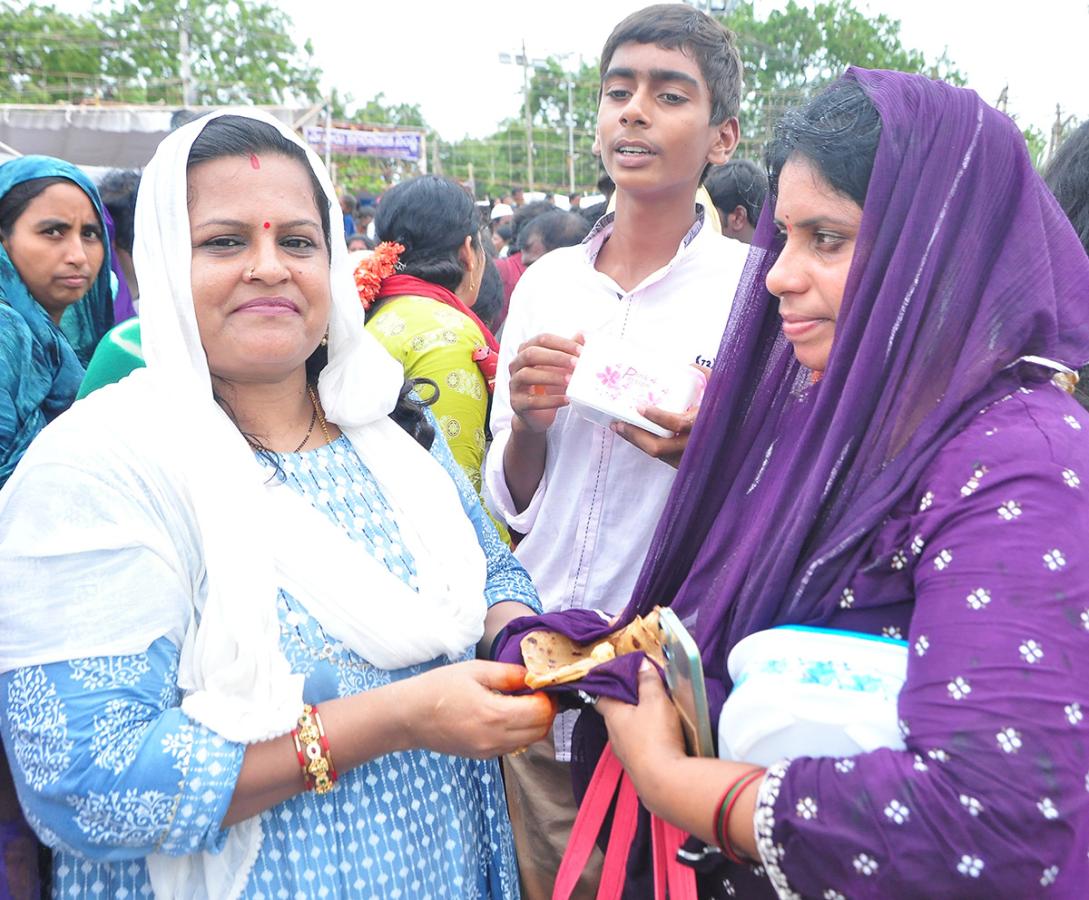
[714,767,763,852]
[711,784,734,853]
[721,769,766,863]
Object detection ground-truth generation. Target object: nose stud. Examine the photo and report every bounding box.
[246,267,256,281]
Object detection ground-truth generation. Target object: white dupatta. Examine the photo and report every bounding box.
[0,110,488,899]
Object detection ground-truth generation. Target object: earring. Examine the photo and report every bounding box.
[320,330,329,347]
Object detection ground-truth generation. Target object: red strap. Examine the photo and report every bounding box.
[595,775,639,900]
[554,743,697,900]
[652,816,698,900]
[553,745,623,899]
[651,814,669,899]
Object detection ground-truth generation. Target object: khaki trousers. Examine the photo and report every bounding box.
[503,732,604,900]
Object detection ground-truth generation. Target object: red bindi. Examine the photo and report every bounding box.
[263,221,271,229]
[250,154,261,170]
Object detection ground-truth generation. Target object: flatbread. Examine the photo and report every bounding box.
[608,608,666,667]
[520,608,664,689]
[521,631,616,689]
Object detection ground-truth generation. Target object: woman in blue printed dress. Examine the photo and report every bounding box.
[0,111,554,898]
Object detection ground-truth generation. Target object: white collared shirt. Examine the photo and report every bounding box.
[485,210,749,620]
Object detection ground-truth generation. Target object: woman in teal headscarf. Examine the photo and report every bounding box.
[0,157,110,896]
[0,155,112,490]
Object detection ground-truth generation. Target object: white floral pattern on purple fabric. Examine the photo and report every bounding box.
[966,588,991,610]
[959,794,983,816]
[947,677,971,700]
[742,389,1089,899]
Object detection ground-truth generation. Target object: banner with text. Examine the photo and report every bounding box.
[304,126,423,161]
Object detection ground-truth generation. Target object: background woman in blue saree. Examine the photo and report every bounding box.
[0,155,112,489]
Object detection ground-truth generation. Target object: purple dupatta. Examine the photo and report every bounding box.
[500,67,1089,700]
[494,69,1089,893]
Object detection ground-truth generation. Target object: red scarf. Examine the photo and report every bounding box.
[375,274,499,393]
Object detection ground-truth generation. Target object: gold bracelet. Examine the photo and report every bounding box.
[292,703,338,794]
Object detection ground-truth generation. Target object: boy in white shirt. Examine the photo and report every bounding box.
[484,5,749,896]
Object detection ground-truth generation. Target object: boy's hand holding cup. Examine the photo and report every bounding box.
[508,333,585,434]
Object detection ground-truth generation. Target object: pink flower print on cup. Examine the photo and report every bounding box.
[567,334,708,438]
[596,364,624,400]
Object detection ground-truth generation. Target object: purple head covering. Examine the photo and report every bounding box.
[630,66,1089,685]
[495,66,1089,889]
[101,205,137,324]
[500,67,1089,693]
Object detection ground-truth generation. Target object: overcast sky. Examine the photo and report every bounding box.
[53,0,1088,140]
[301,0,1087,140]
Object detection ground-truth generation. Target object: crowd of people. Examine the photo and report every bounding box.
[1,3,1087,898]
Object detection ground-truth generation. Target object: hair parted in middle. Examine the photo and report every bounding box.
[765,77,882,209]
[598,2,744,126]
[187,114,332,253]
[184,114,435,456]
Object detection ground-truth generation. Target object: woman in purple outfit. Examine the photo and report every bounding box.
[500,68,1089,897]
[600,67,1089,898]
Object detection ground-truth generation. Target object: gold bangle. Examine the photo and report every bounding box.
[292,703,338,794]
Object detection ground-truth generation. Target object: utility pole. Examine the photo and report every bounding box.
[431,131,442,175]
[522,39,534,191]
[179,5,193,106]
[323,101,332,173]
[501,45,565,192]
[566,78,576,194]
[1048,103,1075,164]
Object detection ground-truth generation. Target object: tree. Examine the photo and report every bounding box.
[0,0,322,105]
[528,57,599,136]
[435,57,603,198]
[100,0,321,105]
[439,112,603,200]
[719,0,966,155]
[1022,125,1048,170]
[0,3,105,103]
[443,0,971,197]
[351,93,427,129]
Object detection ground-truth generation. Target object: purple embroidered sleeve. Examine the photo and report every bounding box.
[755,390,1089,897]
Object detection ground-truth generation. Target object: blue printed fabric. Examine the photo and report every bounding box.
[0,429,538,897]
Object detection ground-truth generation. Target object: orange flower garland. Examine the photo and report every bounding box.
[353,241,405,310]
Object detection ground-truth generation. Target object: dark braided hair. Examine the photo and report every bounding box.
[374,175,482,296]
